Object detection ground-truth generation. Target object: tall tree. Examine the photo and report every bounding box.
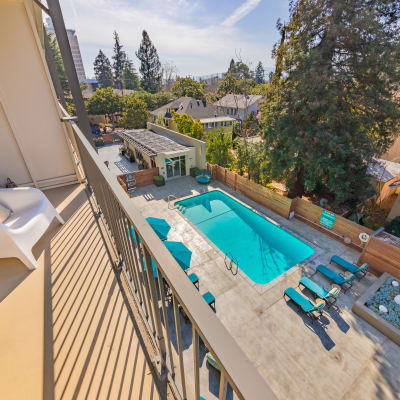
[47,31,70,96]
[255,61,265,84]
[119,97,148,129]
[86,87,120,126]
[136,30,162,93]
[112,31,125,90]
[171,77,205,99]
[122,57,140,90]
[206,129,233,167]
[93,50,114,88]
[227,58,236,74]
[261,0,400,203]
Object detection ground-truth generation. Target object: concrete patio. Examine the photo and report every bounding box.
[97,143,139,176]
[130,176,400,400]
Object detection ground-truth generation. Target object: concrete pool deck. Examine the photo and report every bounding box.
[130,176,400,400]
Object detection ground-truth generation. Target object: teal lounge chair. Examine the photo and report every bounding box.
[284,287,325,322]
[316,264,355,292]
[203,291,215,311]
[299,276,340,307]
[330,255,369,280]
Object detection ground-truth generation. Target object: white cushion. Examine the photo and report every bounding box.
[0,203,11,223]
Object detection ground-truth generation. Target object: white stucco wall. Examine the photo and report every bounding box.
[0,0,77,189]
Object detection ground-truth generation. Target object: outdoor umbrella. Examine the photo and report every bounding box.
[164,241,192,272]
[146,217,171,241]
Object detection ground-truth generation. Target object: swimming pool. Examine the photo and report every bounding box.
[176,190,314,284]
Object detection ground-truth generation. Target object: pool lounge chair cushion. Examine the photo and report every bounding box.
[330,255,369,277]
[316,264,355,292]
[284,287,317,313]
[202,291,215,309]
[299,277,340,307]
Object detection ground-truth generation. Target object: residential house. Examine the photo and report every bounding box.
[214,94,262,121]
[118,123,206,181]
[150,96,235,134]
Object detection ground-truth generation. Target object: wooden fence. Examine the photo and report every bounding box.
[207,163,400,277]
[359,237,400,279]
[207,164,292,218]
[291,198,373,248]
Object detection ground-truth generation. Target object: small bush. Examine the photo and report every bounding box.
[190,167,199,177]
[153,175,165,186]
[385,217,400,238]
[93,137,104,147]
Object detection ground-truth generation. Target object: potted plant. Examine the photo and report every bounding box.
[153,175,165,187]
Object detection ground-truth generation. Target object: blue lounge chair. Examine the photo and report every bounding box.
[299,276,340,307]
[284,287,325,322]
[203,291,215,311]
[316,264,355,292]
[188,273,199,290]
[330,255,369,280]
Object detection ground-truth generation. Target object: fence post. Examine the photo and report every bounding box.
[234,173,237,192]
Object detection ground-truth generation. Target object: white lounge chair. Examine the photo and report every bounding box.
[0,187,64,270]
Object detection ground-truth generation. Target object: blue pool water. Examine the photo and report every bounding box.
[176,190,314,284]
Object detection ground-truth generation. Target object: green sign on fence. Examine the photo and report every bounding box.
[320,210,336,229]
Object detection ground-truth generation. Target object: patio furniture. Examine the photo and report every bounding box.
[164,241,192,271]
[196,170,211,184]
[299,276,340,307]
[202,291,215,311]
[315,264,355,292]
[188,272,199,290]
[284,287,325,322]
[146,217,170,241]
[206,351,221,372]
[0,187,64,269]
[330,255,369,280]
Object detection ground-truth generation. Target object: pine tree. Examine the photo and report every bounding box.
[261,0,400,204]
[122,57,140,90]
[255,61,265,84]
[112,31,126,90]
[136,30,162,93]
[227,58,236,74]
[93,50,114,88]
[47,31,70,96]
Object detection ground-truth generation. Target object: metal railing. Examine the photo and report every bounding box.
[62,112,276,400]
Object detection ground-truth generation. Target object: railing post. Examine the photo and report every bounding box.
[143,246,167,366]
[219,371,227,400]
[193,326,200,400]
[173,294,187,400]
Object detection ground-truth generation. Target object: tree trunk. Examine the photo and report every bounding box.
[288,166,305,198]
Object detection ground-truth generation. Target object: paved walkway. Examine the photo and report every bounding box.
[130,176,400,400]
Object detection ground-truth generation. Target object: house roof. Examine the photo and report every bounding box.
[214,94,262,109]
[151,96,222,119]
[117,129,189,157]
[200,116,236,123]
[367,158,400,182]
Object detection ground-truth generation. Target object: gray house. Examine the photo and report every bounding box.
[214,94,262,121]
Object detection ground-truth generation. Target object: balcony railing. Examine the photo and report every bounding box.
[61,108,276,400]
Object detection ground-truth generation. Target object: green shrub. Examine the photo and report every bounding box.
[190,167,199,177]
[385,217,400,238]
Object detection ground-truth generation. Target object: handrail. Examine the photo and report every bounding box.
[63,108,277,400]
[224,252,239,276]
[168,194,177,209]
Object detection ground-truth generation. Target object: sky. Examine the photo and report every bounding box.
[59,0,290,79]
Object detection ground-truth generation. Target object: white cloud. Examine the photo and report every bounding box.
[60,0,273,77]
[222,0,262,27]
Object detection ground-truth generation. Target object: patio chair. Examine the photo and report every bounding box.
[188,272,199,290]
[196,170,212,184]
[0,187,64,269]
[202,291,215,311]
[284,287,325,323]
[330,255,369,280]
[299,276,340,307]
[315,264,355,292]
[206,351,221,372]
